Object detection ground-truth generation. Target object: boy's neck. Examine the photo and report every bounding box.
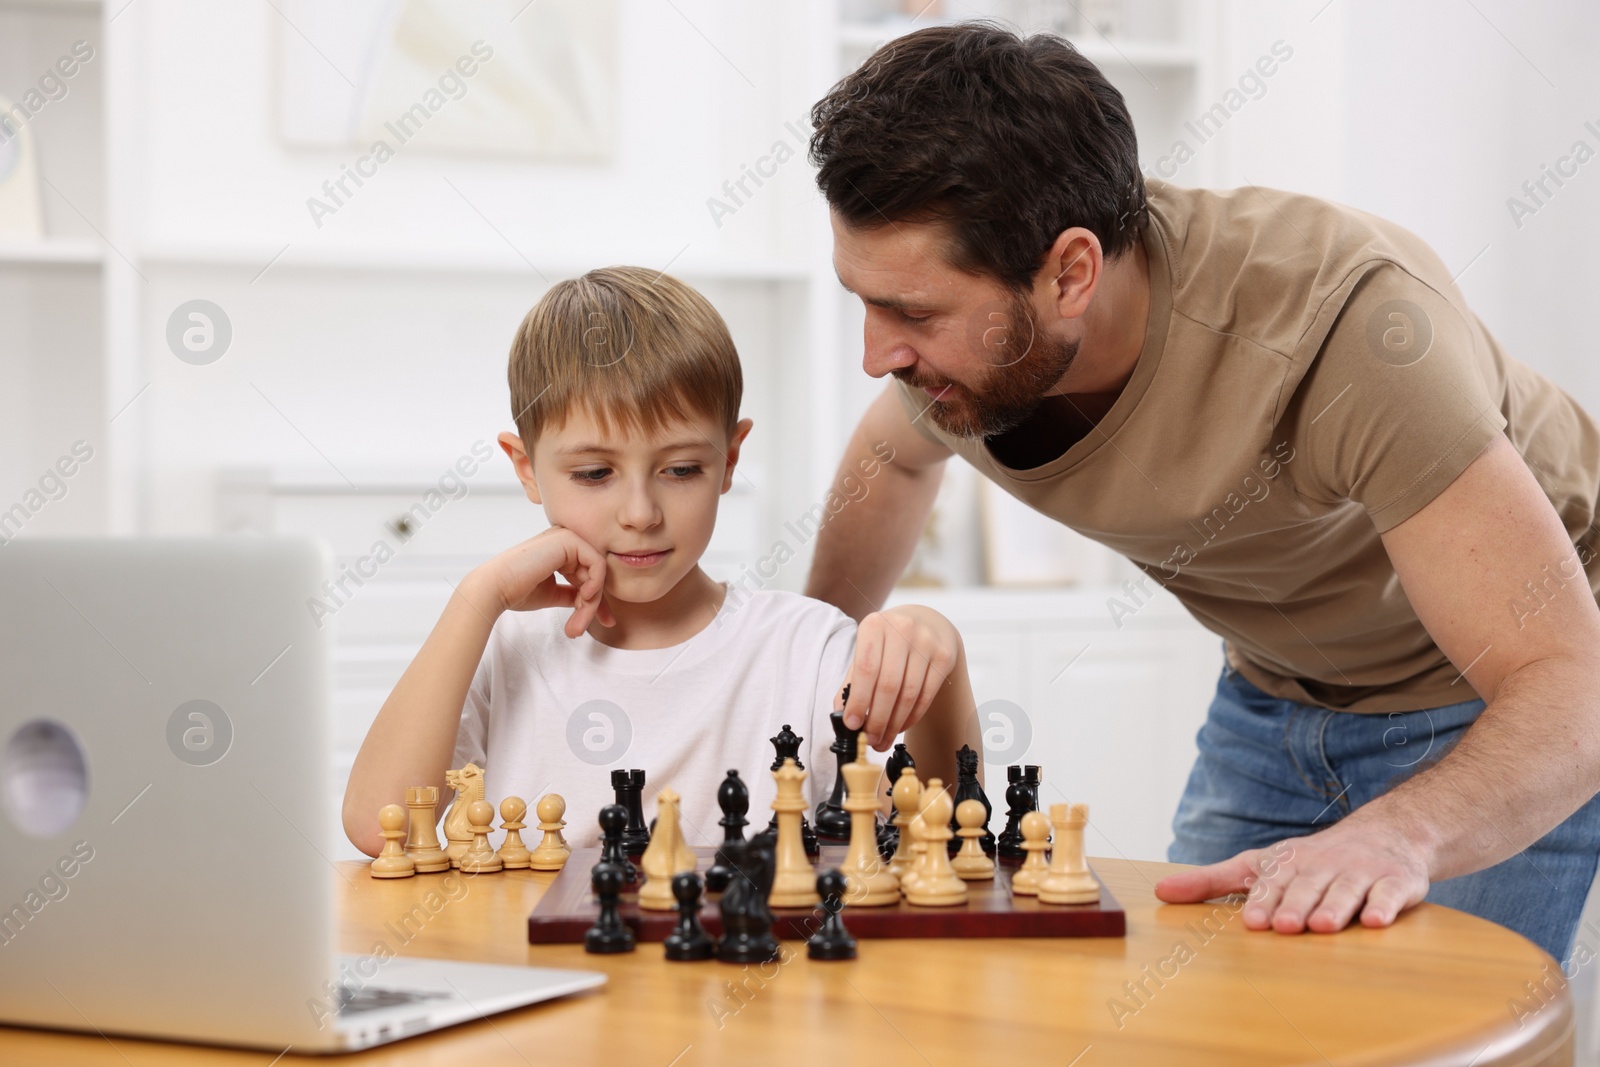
[586,566,728,650]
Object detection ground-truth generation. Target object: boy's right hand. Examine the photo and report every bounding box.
[469,526,616,638]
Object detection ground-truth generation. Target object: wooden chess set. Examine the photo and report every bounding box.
[370,709,1125,960]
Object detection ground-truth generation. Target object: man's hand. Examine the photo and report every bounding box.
[1153,813,1430,933]
[840,604,961,750]
[469,526,616,638]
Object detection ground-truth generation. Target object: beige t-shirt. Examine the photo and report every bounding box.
[897,178,1600,713]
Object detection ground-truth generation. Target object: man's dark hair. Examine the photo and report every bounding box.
[809,21,1147,292]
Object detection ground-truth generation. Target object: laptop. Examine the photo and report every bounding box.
[0,538,605,1053]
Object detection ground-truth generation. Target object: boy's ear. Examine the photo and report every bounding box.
[498,431,542,505]
[720,418,754,494]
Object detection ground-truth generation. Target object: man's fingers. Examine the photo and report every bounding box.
[1242,874,1286,930]
[1153,854,1257,903]
[1307,874,1369,933]
[1359,875,1419,928]
[1270,869,1335,933]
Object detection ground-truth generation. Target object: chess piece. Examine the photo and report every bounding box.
[807,869,858,961]
[839,736,899,905]
[996,766,1030,861]
[584,863,635,954]
[815,706,858,841]
[768,759,820,908]
[496,796,532,869]
[1024,765,1043,814]
[442,763,485,866]
[612,768,651,856]
[878,742,916,856]
[766,724,819,855]
[716,832,780,964]
[458,799,503,873]
[951,799,996,880]
[529,793,571,871]
[663,871,715,961]
[948,745,995,857]
[403,786,450,873]
[886,767,922,884]
[1038,802,1100,905]
[903,779,967,906]
[598,803,638,883]
[1010,810,1051,896]
[638,787,697,911]
[370,804,416,878]
[705,769,748,893]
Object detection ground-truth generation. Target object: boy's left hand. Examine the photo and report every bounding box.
[840,605,961,751]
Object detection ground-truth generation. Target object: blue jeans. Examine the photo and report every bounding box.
[1169,659,1600,962]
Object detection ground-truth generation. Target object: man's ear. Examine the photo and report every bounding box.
[720,418,754,494]
[1038,227,1103,323]
[498,431,542,505]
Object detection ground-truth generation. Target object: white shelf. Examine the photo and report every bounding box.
[139,243,813,282]
[0,0,102,11]
[0,239,104,267]
[838,20,1197,69]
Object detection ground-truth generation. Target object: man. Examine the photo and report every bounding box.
[802,21,1600,963]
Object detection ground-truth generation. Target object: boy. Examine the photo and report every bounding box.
[344,266,980,853]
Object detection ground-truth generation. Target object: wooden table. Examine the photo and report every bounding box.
[1,858,1572,1066]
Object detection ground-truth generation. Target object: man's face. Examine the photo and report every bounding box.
[527,407,746,603]
[831,211,1079,438]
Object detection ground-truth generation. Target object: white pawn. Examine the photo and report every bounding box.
[903,780,967,907]
[951,799,995,881]
[458,799,503,873]
[1010,810,1050,896]
[528,793,571,871]
[370,804,416,879]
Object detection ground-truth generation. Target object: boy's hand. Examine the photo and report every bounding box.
[840,605,961,751]
[470,526,616,638]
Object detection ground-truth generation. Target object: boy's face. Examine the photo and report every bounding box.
[500,407,753,604]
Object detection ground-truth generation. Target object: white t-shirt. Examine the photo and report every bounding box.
[452,582,858,849]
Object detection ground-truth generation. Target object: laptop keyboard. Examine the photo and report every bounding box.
[338,984,449,1016]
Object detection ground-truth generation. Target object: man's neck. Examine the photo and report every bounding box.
[1045,234,1151,403]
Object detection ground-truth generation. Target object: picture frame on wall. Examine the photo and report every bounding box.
[0,99,44,240]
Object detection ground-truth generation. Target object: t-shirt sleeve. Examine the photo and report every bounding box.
[1295,264,1507,533]
[452,637,493,771]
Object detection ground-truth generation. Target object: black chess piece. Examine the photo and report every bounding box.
[705,769,749,893]
[612,768,651,856]
[815,709,859,842]
[997,765,1029,861]
[877,742,916,856]
[584,862,635,954]
[716,831,780,964]
[597,803,638,883]
[807,869,857,961]
[663,872,716,961]
[948,744,996,857]
[766,724,819,855]
[1024,764,1043,813]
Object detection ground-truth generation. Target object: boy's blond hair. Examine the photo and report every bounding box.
[507,266,742,450]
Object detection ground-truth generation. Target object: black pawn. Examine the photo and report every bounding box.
[613,768,651,856]
[877,742,916,856]
[663,872,715,961]
[584,863,635,954]
[997,765,1029,861]
[815,707,858,842]
[597,803,637,883]
[767,724,819,855]
[948,744,995,857]
[705,769,749,893]
[807,869,857,961]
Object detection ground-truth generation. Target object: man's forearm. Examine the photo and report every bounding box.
[805,453,945,623]
[1365,654,1600,882]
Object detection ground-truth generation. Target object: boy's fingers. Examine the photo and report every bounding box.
[866,639,908,750]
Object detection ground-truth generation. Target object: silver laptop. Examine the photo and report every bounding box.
[0,538,604,1053]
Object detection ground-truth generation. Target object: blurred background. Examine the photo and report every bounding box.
[3,0,1599,1040]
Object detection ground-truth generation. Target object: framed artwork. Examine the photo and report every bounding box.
[979,477,1107,586]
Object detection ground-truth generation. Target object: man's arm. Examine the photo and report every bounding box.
[805,382,954,622]
[1156,433,1600,932]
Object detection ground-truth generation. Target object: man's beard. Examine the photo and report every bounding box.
[899,292,1079,439]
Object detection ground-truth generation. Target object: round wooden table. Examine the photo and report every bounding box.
[0,858,1572,1065]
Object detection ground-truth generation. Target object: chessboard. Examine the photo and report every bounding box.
[527,845,1125,943]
